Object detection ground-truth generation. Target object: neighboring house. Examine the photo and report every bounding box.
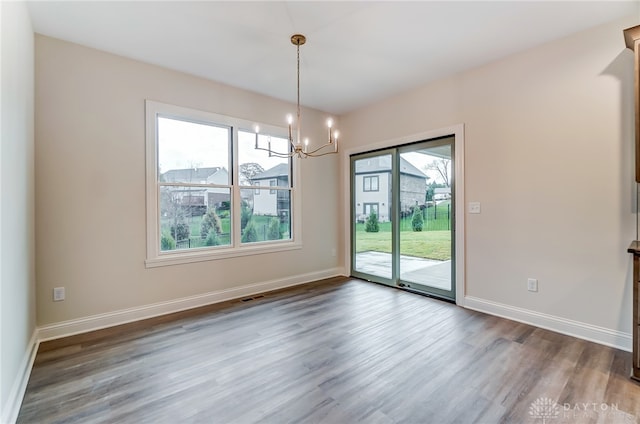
[354,156,427,222]
[160,167,230,215]
[250,163,290,219]
[433,187,451,201]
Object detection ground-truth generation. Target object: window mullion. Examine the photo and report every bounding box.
[232,126,241,248]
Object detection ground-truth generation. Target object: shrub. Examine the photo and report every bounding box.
[170,221,190,241]
[241,202,253,230]
[161,232,176,251]
[267,217,283,240]
[241,220,258,243]
[411,207,424,232]
[205,231,220,246]
[200,208,222,239]
[365,210,380,233]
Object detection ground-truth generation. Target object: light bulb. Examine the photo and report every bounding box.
[254,125,260,134]
[327,118,333,128]
[287,114,293,125]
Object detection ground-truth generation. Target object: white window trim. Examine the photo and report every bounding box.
[145,100,302,268]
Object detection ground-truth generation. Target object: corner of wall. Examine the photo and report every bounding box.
[1,0,37,422]
[0,331,39,424]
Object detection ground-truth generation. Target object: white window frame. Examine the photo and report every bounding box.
[145,100,302,268]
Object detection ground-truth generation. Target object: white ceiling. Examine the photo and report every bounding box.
[27,1,639,115]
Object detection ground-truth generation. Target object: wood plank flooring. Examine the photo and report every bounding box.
[17,277,640,423]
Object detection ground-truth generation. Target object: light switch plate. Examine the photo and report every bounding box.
[468,202,481,214]
[53,287,65,301]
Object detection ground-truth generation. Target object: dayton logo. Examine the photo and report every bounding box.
[529,397,560,423]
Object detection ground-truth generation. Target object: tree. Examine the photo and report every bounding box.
[365,210,380,233]
[425,185,433,202]
[425,158,451,187]
[161,231,176,251]
[242,220,258,243]
[411,207,424,232]
[238,163,265,186]
[267,217,283,240]
[171,221,190,242]
[241,201,253,230]
[161,188,190,242]
[205,231,220,246]
[200,208,222,239]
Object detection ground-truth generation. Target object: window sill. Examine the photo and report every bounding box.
[145,240,302,268]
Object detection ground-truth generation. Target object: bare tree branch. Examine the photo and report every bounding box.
[425,158,451,187]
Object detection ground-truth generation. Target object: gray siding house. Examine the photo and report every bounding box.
[250,163,290,219]
[354,156,427,222]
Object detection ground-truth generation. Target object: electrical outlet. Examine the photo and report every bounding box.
[53,287,65,301]
[527,278,538,292]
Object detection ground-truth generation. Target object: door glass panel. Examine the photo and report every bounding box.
[399,144,452,293]
[353,154,393,279]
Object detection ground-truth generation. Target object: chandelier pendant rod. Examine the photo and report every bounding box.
[254,33,339,159]
[293,35,302,152]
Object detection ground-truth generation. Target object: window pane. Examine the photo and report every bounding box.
[160,186,231,251]
[238,130,290,187]
[240,188,291,244]
[158,117,230,184]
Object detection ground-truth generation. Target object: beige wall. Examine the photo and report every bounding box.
[1,1,36,421]
[30,9,640,348]
[341,15,638,339]
[34,36,340,326]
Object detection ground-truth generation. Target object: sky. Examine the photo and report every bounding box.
[158,117,287,175]
[157,115,451,185]
[400,151,451,185]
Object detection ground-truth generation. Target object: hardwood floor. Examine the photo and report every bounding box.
[17,277,640,423]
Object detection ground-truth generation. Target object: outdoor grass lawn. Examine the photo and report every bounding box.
[355,203,452,261]
[355,229,451,261]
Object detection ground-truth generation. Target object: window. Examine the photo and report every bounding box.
[145,100,301,267]
[364,203,379,216]
[363,175,379,192]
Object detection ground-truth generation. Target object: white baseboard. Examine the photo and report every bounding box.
[2,329,39,424]
[464,295,632,352]
[38,267,345,342]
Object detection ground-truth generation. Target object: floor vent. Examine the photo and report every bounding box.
[241,295,265,302]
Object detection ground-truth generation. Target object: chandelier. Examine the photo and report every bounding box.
[255,34,339,158]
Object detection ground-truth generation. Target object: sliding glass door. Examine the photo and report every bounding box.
[398,140,454,298]
[352,151,395,283]
[351,137,455,301]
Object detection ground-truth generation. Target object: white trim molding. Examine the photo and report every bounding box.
[464,295,632,352]
[38,267,344,342]
[2,330,39,424]
[144,100,302,268]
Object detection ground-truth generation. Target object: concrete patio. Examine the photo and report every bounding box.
[354,251,452,291]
